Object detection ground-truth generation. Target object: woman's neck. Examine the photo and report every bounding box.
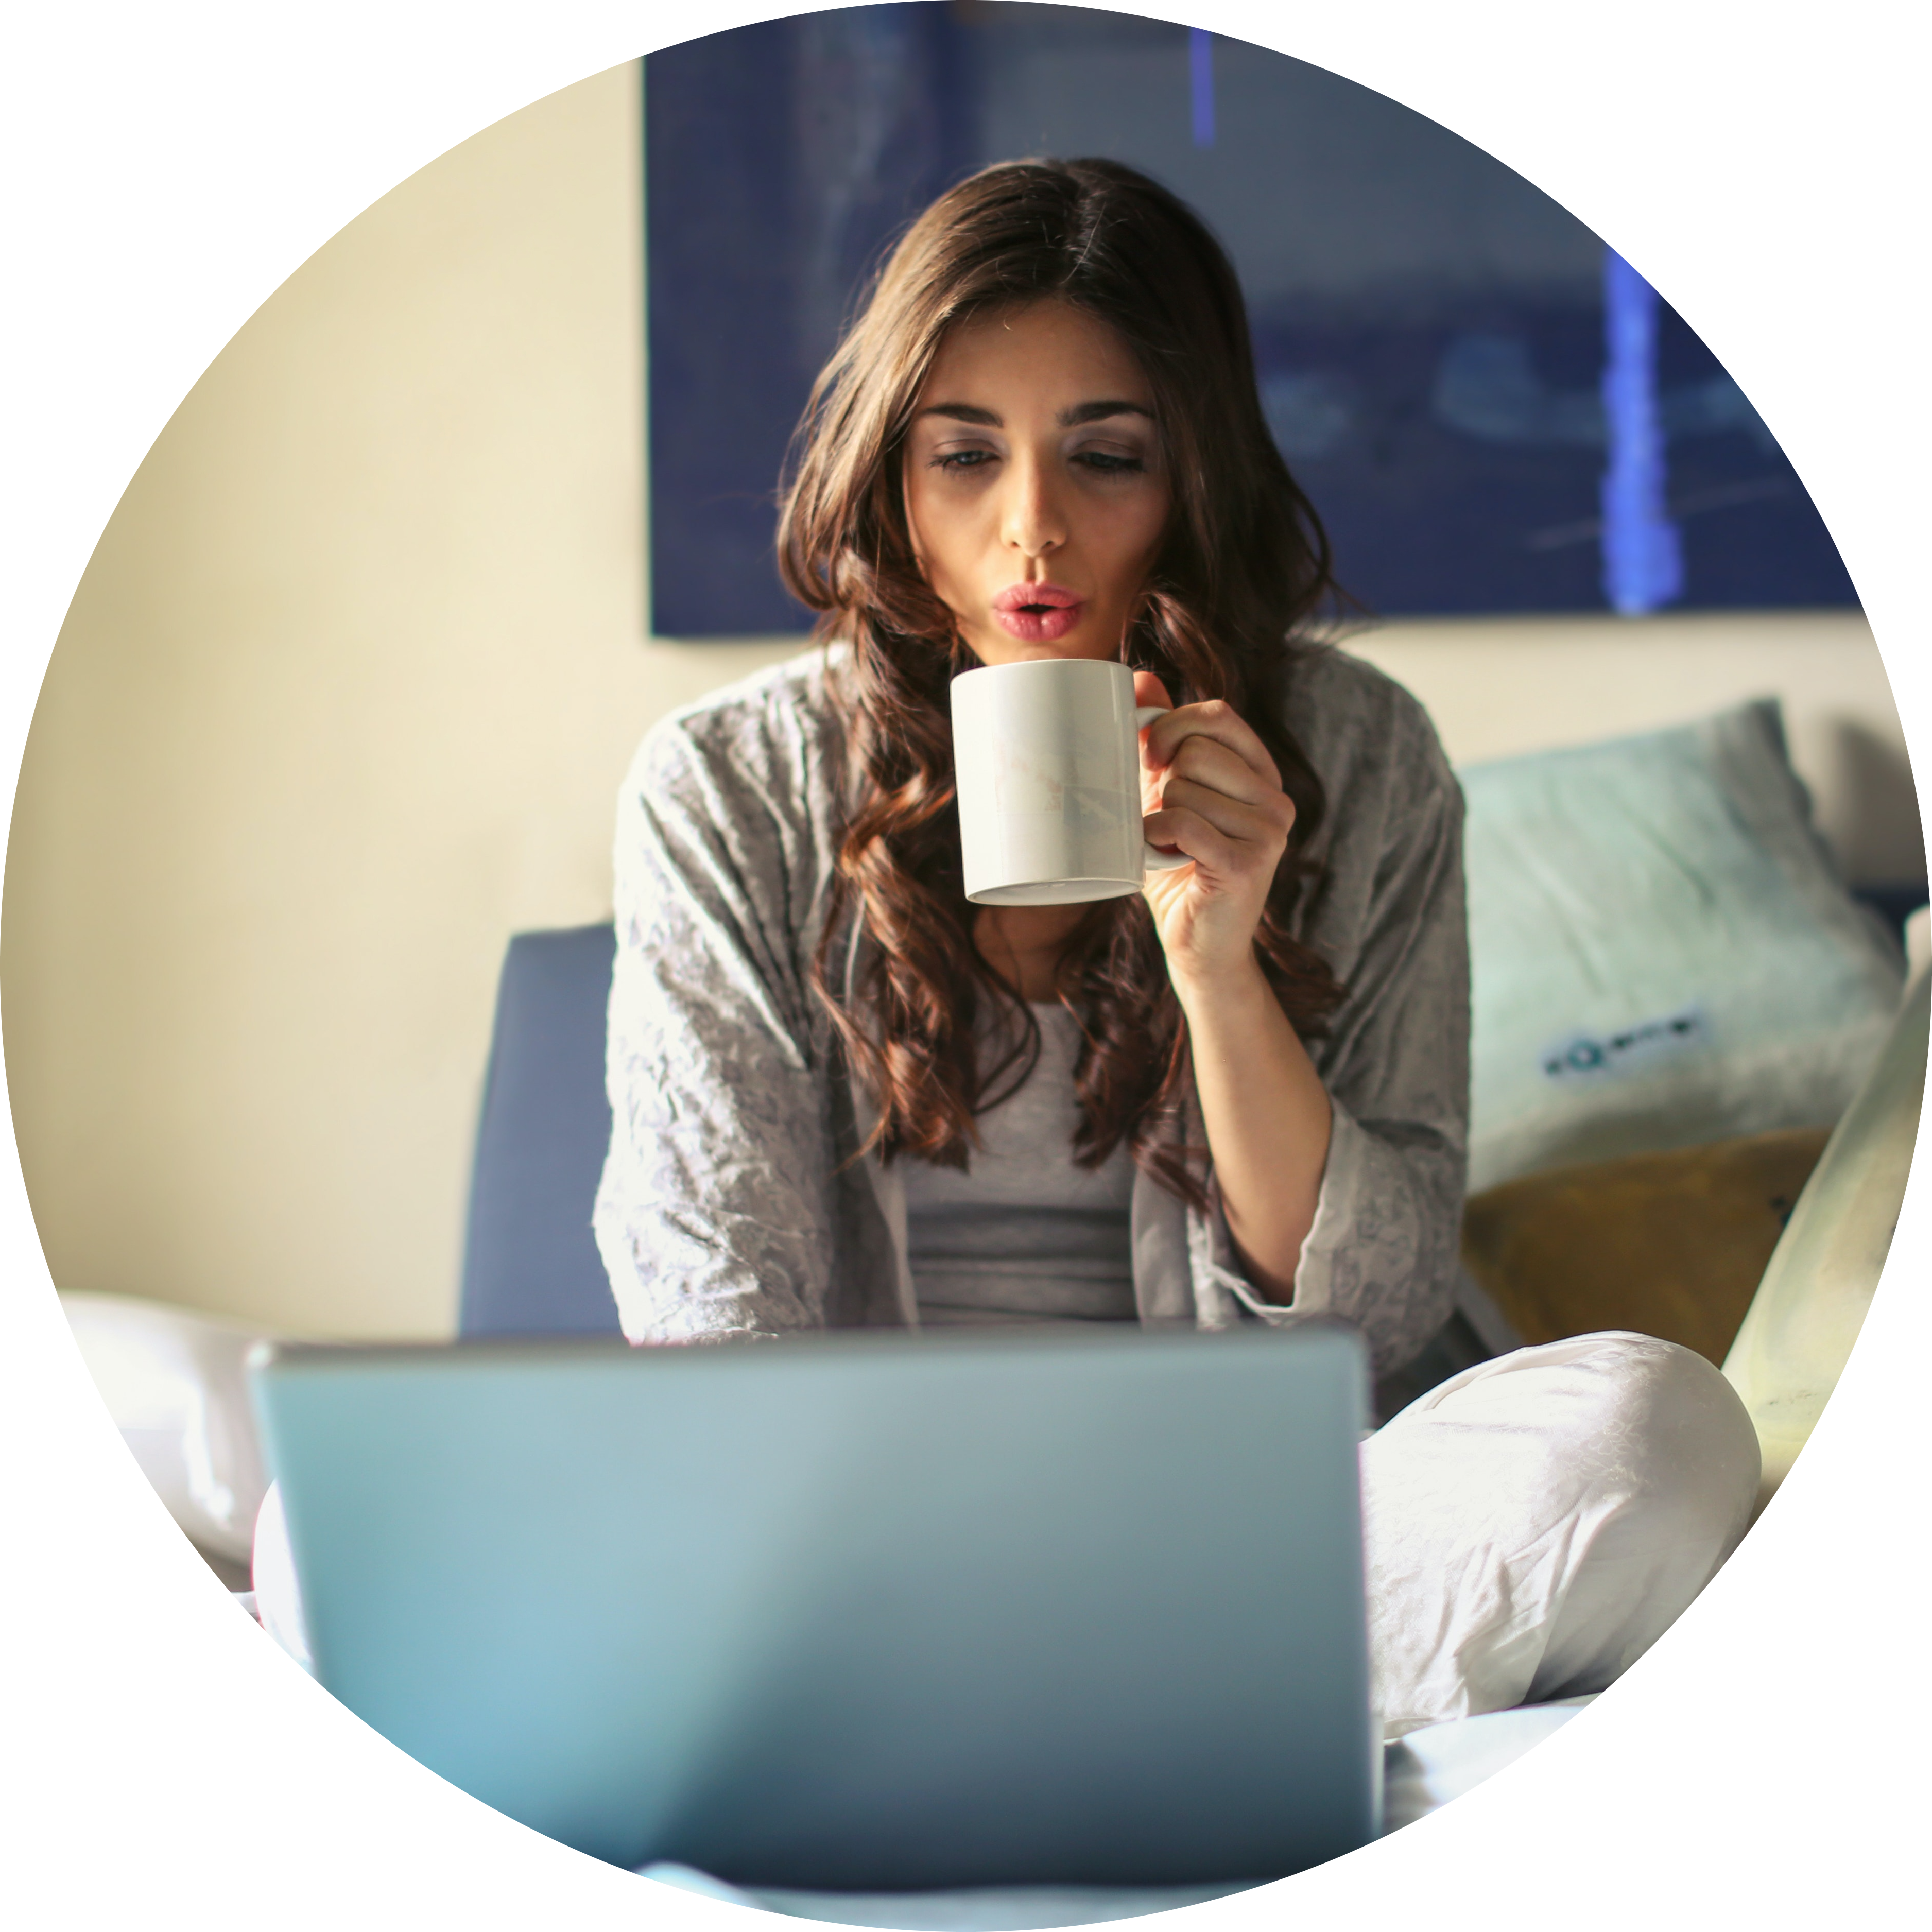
[972,904,1089,1003]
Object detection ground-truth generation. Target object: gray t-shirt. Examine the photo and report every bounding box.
[904,1004,1137,1326]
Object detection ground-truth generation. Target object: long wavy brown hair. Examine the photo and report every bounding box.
[778,157,1347,1206]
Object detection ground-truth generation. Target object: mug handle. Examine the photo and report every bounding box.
[1135,705,1192,873]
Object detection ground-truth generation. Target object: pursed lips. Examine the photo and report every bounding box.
[992,581,1085,641]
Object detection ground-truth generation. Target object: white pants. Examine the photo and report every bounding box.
[254,1332,1762,1734]
[1364,1332,1761,1737]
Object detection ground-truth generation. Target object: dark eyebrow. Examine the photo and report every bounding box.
[915,400,1155,429]
[1059,400,1154,427]
[918,403,1002,426]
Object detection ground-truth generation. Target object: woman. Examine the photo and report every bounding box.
[248,158,1752,1728]
[597,159,1761,1735]
[599,158,1461,1358]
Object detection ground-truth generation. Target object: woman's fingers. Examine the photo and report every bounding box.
[1142,804,1234,875]
[1142,698,1283,791]
[1152,777,1294,854]
[1131,682,1292,895]
[1154,733,1283,808]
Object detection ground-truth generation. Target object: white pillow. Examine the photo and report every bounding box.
[60,1291,275,1566]
[1463,700,1905,1193]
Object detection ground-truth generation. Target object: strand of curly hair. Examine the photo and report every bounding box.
[775,158,1352,1210]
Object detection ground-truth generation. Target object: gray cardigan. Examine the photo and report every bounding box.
[593,644,1469,1375]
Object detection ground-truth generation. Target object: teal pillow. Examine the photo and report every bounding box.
[1462,700,1905,1193]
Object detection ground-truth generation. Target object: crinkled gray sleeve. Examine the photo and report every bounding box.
[592,709,838,1342]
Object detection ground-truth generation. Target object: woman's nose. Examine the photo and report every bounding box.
[1002,456,1067,559]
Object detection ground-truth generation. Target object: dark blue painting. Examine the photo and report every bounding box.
[645,4,1855,637]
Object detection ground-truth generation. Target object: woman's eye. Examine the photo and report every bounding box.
[932,449,995,472]
[1074,450,1147,476]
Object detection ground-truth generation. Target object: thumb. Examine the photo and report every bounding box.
[1132,669,1175,713]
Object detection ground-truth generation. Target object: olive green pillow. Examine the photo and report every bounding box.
[1461,1127,1832,1368]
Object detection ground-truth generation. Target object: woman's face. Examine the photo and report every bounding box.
[902,300,1169,667]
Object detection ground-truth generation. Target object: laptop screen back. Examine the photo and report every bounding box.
[252,1323,1376,1887]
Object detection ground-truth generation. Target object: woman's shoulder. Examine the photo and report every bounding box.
[625,646,844,813]
[1280,640,1458,814]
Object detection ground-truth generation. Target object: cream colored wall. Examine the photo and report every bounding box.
[3,63,1918,1343]
[1349,610,1923,888]
[3,63,803,1340]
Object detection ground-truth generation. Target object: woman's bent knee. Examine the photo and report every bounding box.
[1391,1331,1760,1527]
[1551,1333,1761,1551]
[1369,1332,1758,1548]
[1361,1331,1763,1727]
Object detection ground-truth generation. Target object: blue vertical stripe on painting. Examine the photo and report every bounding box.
[1191,29,1215,147]
[1599,249,1683,615]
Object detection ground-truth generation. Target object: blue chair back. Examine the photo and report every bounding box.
[459,924,623,1337]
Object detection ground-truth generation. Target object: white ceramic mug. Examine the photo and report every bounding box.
[950,658,1192,906]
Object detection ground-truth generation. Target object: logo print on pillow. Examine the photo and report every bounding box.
[1540,1004,1709,1082]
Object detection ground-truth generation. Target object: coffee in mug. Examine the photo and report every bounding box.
[950,657,1191,906]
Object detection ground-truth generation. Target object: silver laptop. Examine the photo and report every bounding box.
[251,1322,1377,1888]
